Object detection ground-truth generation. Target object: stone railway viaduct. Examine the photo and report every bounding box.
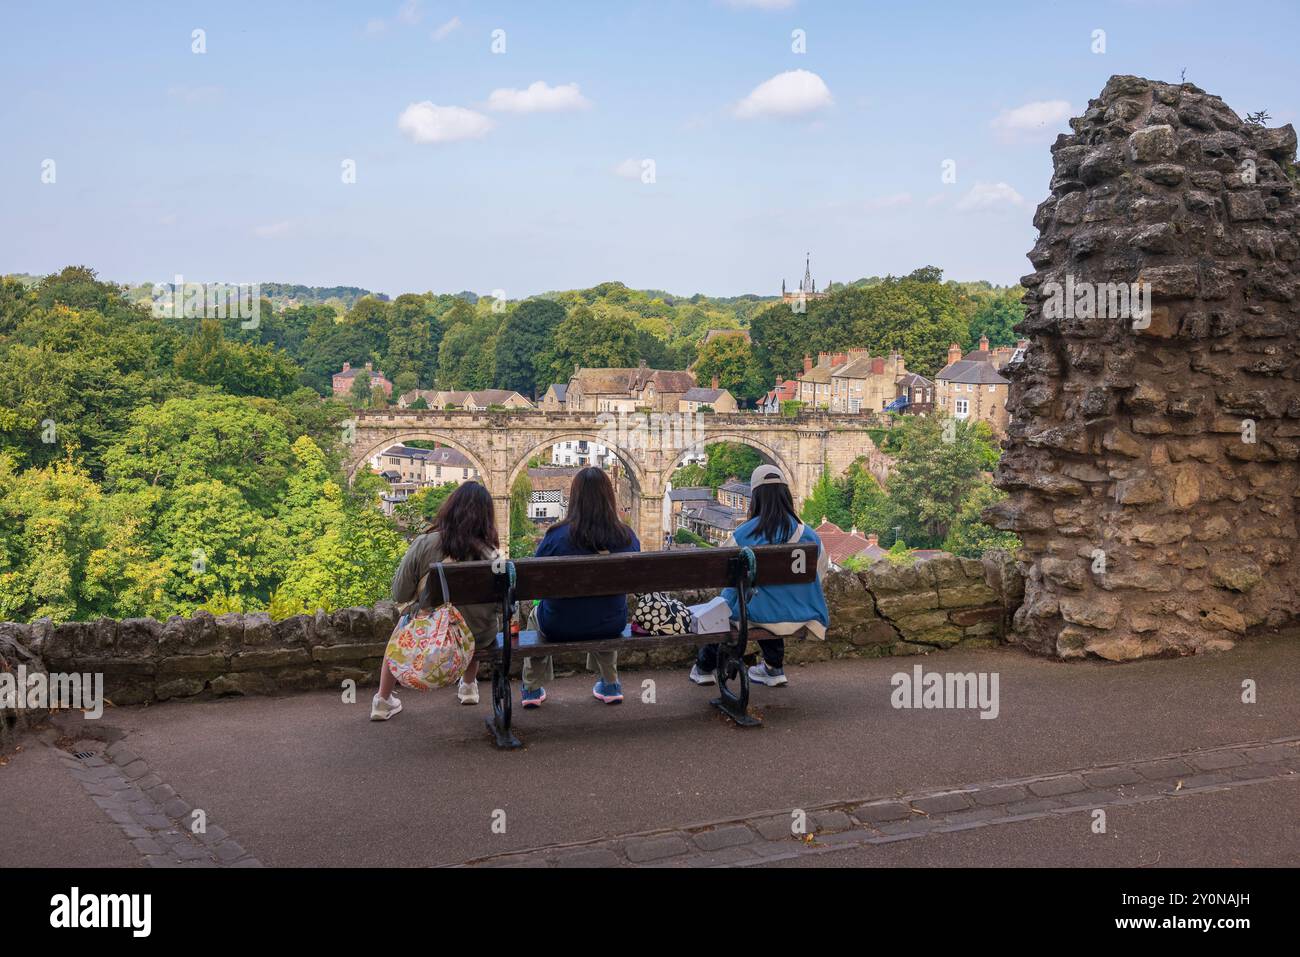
[345,409,891,552]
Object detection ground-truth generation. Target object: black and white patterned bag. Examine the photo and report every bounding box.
[630,592,693,635]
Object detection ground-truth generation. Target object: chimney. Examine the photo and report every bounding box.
[817,351,828,366]
[948,343,962,366]
[832,352,847,367]
[871,357,885,376]
[979,335,989,352]
[896,353,906,375]
[711,374,719,390]
[341,361,351,372]
[364,361,373,371]
[867,534,878,547]
[850,525,858,536]
[803,355,813,373]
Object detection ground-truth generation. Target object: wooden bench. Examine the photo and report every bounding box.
[424,544,819,748]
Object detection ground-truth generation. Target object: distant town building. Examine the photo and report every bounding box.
[679,378,738,413]
[813,519,889,570]
[716,478,751,512]
[758,377,799,414]
[564,361,696,413]
[539,383,568,411]
[781,253,830,305]
[890,371,935,415]
[368,443,481,486]
[550,439,616,469]
[333,361,393,398]
[934,336,1026,435]
[396,389,533,411]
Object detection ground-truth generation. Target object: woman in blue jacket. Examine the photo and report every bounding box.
[690,464,829,688]
[521,467,640,707]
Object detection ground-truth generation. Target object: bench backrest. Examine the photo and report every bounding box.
[422,544,819,606]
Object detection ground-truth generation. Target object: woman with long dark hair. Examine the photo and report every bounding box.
[689,463,829,689]
[372,480,500,720]
[521,466,640,707]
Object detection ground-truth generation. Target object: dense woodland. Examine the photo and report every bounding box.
[0,266,1021,624]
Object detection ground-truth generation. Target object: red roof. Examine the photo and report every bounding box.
[813,520,888,566]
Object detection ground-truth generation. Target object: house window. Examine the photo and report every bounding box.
[955,399,970,418]
[988,385,996,392]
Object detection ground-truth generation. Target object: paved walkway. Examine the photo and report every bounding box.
[2,635,1297,868]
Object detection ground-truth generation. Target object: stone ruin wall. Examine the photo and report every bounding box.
[991,75,1300,660]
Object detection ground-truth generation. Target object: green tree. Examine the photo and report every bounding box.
[941,482,1021,558]
[537,303,640,386]
[494,298,565,397]
[800,470,852,528]
[885,415,995,546]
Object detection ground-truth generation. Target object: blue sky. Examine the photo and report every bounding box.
[2,0,1297,298]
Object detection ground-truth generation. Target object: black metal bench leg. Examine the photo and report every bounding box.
[712,640,761,727]
[710,555,762,728]
[485,657,522,749]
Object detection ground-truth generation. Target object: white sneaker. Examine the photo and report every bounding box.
[370,692,403,720]
[747,663,788,687]
[457,679,480,705]
[689,664,717,686]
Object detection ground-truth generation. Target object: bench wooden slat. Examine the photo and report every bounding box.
[481,627,732,658]
[421,544,819,606]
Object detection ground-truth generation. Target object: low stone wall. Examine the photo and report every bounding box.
[0,553,1022,707]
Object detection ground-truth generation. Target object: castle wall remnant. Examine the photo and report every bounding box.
[991,75,1300,660]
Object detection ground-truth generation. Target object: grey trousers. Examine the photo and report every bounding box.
[520,604,618,690]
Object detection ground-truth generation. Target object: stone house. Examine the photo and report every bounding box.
[539,383,567,411]
[564,362,697,413]
[333,361,392,398]
[934,337,1014,434]
[679,379,738,413]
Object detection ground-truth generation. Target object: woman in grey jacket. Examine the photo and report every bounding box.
[374,482,501,720]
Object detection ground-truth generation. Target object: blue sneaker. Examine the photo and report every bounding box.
[521,686,546,708]
[592,680,623,704]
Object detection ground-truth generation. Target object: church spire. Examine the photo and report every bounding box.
[802,252,814,294]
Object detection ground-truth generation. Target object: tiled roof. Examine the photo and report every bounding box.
[669,486,715,502]
[571,367,696,396]
[813,520,888,566]
[467,389,531,407]
[831,356,878,380]
[718,480,751,497]
[681,387,726,403]
[896,372,933,388]
[548,383,567,401]
[682,502,745,530]
[936,360,1010,385]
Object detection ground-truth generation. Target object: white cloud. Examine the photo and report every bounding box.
[925,193,947,207]
[431,16,461,40]
[991,99,1073,139]
[253,221,292,239]
[396,0,422,25]
[613,158,644,179]
[955,181,1025,212]
[723,0,797,9]
[486,81,592,113]
[398,102,494,143]
[864,192,912,210]
[734,69,832,119]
